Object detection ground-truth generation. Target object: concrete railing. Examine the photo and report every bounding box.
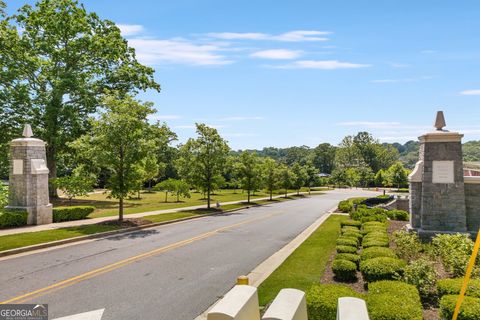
[336,297,370,320]
[207,285,261,320]
[207,277,307,320]
[207,277,369,320]
[262,289,307,320]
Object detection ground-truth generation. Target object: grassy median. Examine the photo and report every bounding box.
[0,196,315,253]
[257,214,348,306]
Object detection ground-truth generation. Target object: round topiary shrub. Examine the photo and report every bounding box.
[332,259,357,282]
[336,245,357,254]
[363,232,389,242]
[360,257,406,282]
[437,278,480,298]
[362,238,390,248]
[338,200,353,213]
[341,220,362,228]
[369,294,421,320]
[440,295,480,320]
[335,253,361,267]
[337,238,358,248]
[361,247,397,261]
[306,284,364,320]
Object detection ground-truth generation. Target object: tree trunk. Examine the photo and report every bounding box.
[297,189,300,195]
[45,94,63,199]
[119,197,124,221]
[285,189,288,198]
[309,186,311,195]
[247,190,251,203]
[207,187,211,209]
[177,192,180,202]
[165,191,168,203]
[270,189,273,201]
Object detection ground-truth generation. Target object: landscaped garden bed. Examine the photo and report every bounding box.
[259,199,480,320]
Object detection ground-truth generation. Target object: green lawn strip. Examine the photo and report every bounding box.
[0,193,325,253]
[59,187,320,218]
[0,224,121,252]
[257,214,348,306]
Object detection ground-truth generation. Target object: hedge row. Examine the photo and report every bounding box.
[53,206,94,222]
[0,209,28,228]
[306,281,423,320]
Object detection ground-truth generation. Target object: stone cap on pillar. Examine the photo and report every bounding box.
[10,124,46,147]
[419,111,463,143]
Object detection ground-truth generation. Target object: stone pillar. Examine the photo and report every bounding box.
[6,125,53,225]
[409,111,467,236]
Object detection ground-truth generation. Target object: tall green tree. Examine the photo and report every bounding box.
[176,124,229,209]
[71,95,154,221]
[0,0,159,195]
[154,179,176,203]
[313,143,336,174]
[236,151,262,203]
[304,162,320,194]
[279,165,296,198]
[292,163,308,195]
[262,158,281,200]
[386,162,409,189]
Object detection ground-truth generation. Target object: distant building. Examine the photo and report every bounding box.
[464,162,480,177]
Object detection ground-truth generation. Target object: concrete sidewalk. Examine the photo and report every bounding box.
[0,189,352,237]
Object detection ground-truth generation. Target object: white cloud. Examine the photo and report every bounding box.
[379,136,418,142]
[174,124,226,129]
[207,30,331,42]
[460,89,480,95]
[250,49,302,60]
[127,38,233,66]
[219,116,264,121]
[339,121,401,129]
[117,24,145,36]
[274,60,371,70]
[272,30,331,42]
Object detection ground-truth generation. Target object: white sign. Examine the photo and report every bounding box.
[13,159,23,175]
[432,161,454,184]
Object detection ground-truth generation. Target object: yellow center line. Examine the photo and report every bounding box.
[1,211,282,304]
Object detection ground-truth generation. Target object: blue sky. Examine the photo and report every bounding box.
[6,0,480,149]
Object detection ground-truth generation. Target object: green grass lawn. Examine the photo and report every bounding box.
[0,224,122,252]
[257,214,348,306]
[53,187,323,218]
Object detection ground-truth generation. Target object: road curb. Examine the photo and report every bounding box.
[194,205,341,320]
[0,206,253,258]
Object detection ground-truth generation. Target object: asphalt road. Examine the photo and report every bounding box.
[0,189,377,320]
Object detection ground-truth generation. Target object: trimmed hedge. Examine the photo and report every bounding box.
[335,253,361,267]
[338,200,353,213]
[0,209,28,228]
[361,247,397,261]
[342,231,363,240]
[336,245,357,254]
[341,220,362,228]
[342,226,361,233]
[336,238,358,248]
[367,281,423,320]
[362,239,390,248]
[306,284,364,320]
[53,206,94,222]
[351,207,388,223]
[440,295,480,320]
[386,210,409,221]
[360,257,406,282]
[332,259,357,282]
[437,278,480,298]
